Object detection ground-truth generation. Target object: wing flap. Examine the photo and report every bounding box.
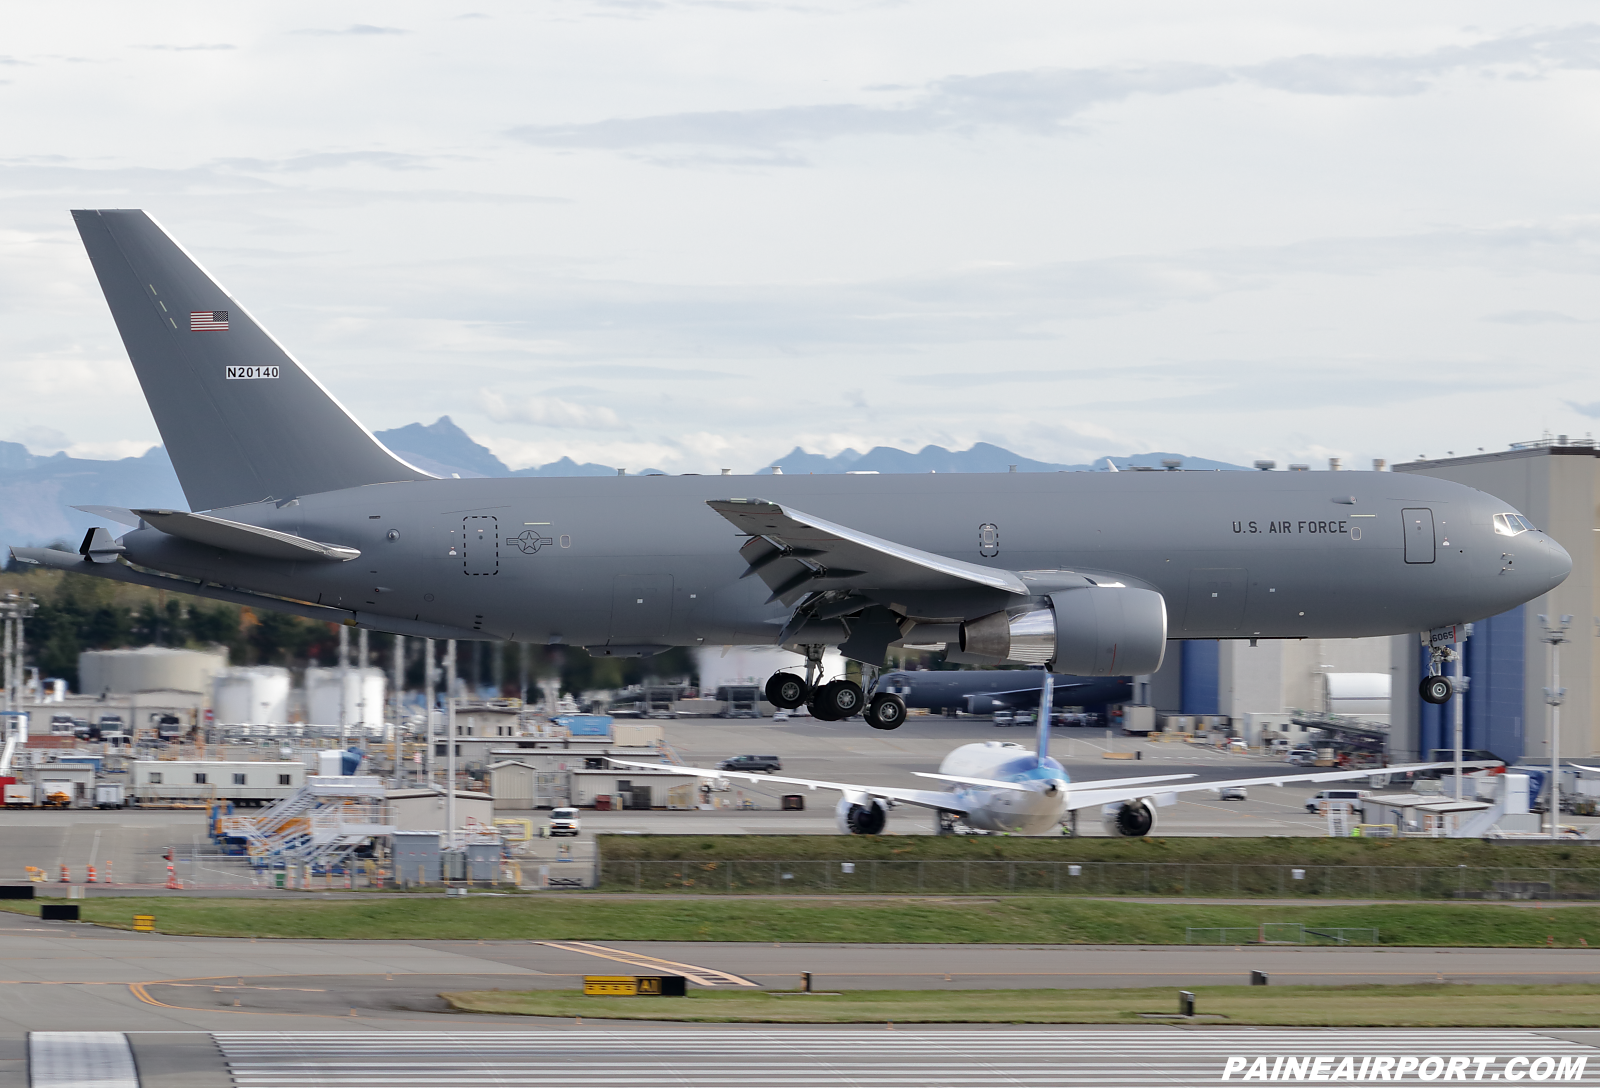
[708,498,1028,606]
[606,757,970,814]
[1065,760,1503,812]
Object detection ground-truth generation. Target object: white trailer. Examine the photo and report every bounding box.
[131,760,305,806]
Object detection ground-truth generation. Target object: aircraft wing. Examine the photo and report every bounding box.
[1063,760,1503,812]
[706,498,1028,606]
[606,757,970,814]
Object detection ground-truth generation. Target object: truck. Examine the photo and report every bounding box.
[3,783,32,807]
[95,784,125,809]
[155,714,184,742]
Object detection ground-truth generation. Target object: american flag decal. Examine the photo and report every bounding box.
[190,310,229,331]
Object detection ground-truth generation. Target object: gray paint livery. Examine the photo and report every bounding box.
[13,211,1572,676]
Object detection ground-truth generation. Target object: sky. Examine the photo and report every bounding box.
[3,3,1599,475]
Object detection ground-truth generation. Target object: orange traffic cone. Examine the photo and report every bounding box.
[86,866,97,884]
[58,865,70,883]
[166,863,180,890]
[103,861,113,885]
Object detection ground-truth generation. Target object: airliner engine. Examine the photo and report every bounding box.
[1102,800,1158,837]
[959,587,1167,675]
[836,797,889,835]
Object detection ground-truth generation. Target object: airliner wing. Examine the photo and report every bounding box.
[706,498,1028,607]
[1063,760,1503,812]
[605,757,970,814]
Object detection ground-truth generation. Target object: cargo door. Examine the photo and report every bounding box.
[1402,508,1435,564]
[610,574,674,641]
[1181,568,1248,632]
[462,516,498,576]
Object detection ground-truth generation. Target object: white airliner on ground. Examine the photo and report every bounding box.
[612,678,1493,836]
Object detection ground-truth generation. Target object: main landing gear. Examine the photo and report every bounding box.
[765,646,906,729]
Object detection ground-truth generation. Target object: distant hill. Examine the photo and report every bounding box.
[0,443,187,557]
[760,444,1246,474]
[0,415,1245,555]
[374,418,644,479]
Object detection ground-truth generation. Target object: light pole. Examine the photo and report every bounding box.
[1452,627,1471,802]
[445,639,457,850]
[392,635,405,788]
[337,624,350,752]
[1539,613,1572,838]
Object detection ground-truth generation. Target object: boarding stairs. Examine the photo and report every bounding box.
[219,776,395,870]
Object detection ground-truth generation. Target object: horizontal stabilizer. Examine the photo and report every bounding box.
[71,505,143,527]
[133,508,360,562]
[7,546,485,640]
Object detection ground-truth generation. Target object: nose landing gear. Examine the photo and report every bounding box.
[1419,638,1458,705]
[1419,674,1453,704]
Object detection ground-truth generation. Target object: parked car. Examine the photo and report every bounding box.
[1219,786,1248,800]
[1285,748,1317,766]
[717,754,782,773]
[546,807,581,837]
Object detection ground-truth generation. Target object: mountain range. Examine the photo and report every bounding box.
[0,416,1244,553]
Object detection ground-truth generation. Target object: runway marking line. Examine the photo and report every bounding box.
[537,940,757,986]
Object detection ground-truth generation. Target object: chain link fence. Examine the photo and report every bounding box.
[598,859,1600,899]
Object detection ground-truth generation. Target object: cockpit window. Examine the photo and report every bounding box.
[1494,513,1536,536]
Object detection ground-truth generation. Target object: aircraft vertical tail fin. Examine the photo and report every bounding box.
[72,210,435,512]
[1036,674,1054,762]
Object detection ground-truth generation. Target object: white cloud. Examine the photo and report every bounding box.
[2,5,1600,476]
[479,389,627,430]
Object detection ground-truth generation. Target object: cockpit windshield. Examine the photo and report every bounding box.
[1493,513,1537,536]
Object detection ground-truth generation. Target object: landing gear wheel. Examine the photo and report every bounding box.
[1420,675,1453,704]
[864,693,907,730]
[811,680,864,720]
[765,673,808,710]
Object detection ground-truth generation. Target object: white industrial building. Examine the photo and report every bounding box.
[305,666,387,730]
[213,666,291,725]
[79,646,227,697]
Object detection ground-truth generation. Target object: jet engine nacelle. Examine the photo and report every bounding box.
[835,796,889,835]
[959,587,1167,675]
[964,694,1000,715]
[1102,800,1158,837]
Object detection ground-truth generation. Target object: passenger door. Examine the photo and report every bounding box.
[1402,508,1435,564]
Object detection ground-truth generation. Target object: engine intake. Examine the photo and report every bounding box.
[1103,800,1157,837]
[958,587,1167,675]
[835,797,889,835]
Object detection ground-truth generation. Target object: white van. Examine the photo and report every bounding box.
[1306,788,1369,816]
[547,807,581,837]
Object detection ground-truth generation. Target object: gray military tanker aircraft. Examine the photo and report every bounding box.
[10,210,1573,731]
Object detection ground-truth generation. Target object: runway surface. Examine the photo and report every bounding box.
[6,917,1600,1032]
[22,1028,1600,1088]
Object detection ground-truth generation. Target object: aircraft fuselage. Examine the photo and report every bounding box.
[116,468,1566,651]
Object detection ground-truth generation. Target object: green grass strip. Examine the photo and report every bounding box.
[7,895,1600,946]
[442,983,1600,1026]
